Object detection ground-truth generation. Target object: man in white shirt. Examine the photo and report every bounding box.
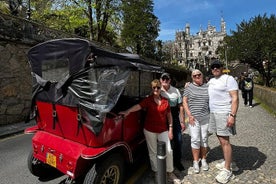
[208,60,239,184]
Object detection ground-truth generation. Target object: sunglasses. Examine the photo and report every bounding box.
[211,64,222,70]
[161,77,170,81]
[152,86,161,90]
[193,74,202,78]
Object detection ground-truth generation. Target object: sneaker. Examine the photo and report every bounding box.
[249,105,253,108]
[201,159,209,171]
[167,172,181,184]
[193,160,200,174]
[215,168,234,184]
[216,160,239,172]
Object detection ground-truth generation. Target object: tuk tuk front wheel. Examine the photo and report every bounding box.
[83,154,125,184]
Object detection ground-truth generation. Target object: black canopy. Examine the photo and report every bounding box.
[28,38,163,134]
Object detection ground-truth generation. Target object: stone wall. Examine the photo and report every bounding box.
[0,12,73,126]
[254,85,276,115]
[0,12,76,125]
[0,40,32,125]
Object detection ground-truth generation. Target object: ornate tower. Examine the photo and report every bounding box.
[185,23,190,36]
[220,17,226,33]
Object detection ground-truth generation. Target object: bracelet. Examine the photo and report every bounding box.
[229,113,236,118]
[169,124,173,127]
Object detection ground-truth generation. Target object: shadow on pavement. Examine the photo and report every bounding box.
[37,169,65,183]
[253,102,261,107]
[207,144,267,175]
[182,133,192,160]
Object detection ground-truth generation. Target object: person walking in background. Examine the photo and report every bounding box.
[160,73,186,171]
[241,72,254,107]
[183,69,210,174]
[238,74,246,101]
[208,60,239,184]
[119,79,180,183]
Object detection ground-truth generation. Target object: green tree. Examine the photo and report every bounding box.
[219,14,276,86]
[121,0,160,59]
[161,40,174,63]
[30,1,88,35]
[27,0,121,46]
[16,0,162,55]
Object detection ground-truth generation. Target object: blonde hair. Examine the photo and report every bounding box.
[151,79,161,87]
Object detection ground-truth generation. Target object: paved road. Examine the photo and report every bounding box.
[139,93,276,183]
[0,134,69,184]
[0,133,148,184]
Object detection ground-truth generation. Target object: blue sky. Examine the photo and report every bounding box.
[153,0,276,41]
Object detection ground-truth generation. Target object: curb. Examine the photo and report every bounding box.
[0,120,36,139]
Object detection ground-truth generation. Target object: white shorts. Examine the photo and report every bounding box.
[189,114,209,149]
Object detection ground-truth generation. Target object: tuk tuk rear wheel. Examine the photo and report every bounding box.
[27,150,50,177]
[83,154,125,184]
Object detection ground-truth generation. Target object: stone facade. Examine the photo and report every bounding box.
[0,12,76,126]
[0,41,32,125]
[173,18,227,71]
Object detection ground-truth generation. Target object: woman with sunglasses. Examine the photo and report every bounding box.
[183,69,210,174]
[119,79,180,183]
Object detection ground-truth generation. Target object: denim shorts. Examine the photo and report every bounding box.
[209,112,236,136]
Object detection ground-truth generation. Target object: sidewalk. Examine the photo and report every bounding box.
[0,120,35,138]
[138,94,276,183]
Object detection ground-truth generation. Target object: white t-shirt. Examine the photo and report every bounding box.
[161,86,182,107]
[208,74,238,113]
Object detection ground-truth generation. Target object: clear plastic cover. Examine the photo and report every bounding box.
[28,38,163,134]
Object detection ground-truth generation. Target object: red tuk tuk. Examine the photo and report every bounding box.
[25,38,163,183]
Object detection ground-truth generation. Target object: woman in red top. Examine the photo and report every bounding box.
[119,79,179,182]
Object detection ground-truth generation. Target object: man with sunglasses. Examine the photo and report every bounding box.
[208,60,239,184]
[160,73,186,171]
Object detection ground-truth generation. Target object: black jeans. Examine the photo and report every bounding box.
[170,107,182,165]
[244,90,253,106]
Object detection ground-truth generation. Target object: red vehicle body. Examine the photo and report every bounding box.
[25,38,163,183]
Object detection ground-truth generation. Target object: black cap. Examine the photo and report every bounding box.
[210,60,223,69]
[161,72,171,79]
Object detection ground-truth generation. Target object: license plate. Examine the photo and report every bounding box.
[46,153,56,168]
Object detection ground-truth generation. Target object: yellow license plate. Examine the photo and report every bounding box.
[46,153,56,168]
